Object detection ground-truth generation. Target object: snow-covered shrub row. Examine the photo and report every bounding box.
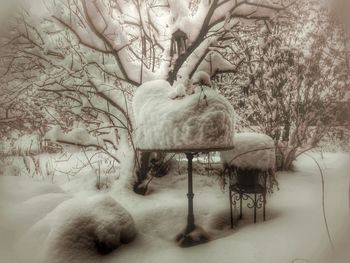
[133,80,235,151]
[220,132,275,171]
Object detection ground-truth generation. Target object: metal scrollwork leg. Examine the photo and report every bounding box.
[228,169,268,224]
[239,193,242,219]
[230,191,242,223]
[229,190,233,228]
[228,168,234,229]
[254,193,257,223]
[263,192,266,221]
[232,192,266,223]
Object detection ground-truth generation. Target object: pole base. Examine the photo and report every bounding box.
[175,225,210,247]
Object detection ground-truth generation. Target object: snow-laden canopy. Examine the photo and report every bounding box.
[221,132,275,171]
[133,80,235,151]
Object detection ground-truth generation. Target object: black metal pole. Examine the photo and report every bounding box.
[254,193,257,223]
[229,189,233,229]
[239,193,242,219]
[228,168,233,228]
[185,153,195,234]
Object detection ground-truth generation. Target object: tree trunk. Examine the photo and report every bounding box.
[132,68,178,195]
[132,49,186,194]
[282,121,291,142]
[133,151,151,195]
[279,155,295,171]
[275,145,297,171]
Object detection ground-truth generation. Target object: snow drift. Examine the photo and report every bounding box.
[220,132,275,171]
[132,80,235,151]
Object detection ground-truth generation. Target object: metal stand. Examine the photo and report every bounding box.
[176,153,209,247]
[228,168,267,227]
[138,147,236,247]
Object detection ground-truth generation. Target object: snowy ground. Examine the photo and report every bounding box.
[0,152,349,263]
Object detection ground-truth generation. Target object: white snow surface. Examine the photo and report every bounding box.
[221,132,275,170]
[132,80,235,151]
[1,152,349,263]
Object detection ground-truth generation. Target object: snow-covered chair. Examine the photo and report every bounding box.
[220,133,277,225]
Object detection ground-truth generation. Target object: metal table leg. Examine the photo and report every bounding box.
[176,153,209,247]
[185,153,195,234]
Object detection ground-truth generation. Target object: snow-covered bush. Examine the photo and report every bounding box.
[133,80,235,151]
[218,1,349,170]
[17,195,137,263]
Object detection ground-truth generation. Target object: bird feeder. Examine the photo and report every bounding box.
[132,80,236,247]
[170,29,188,57]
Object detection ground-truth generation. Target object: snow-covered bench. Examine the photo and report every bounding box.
[220,132,277,225]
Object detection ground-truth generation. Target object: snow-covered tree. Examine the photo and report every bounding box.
[0,0,293,192]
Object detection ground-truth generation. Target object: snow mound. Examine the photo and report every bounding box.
[17,195,137,263]
[220,132,275,170]
[133,80,235,151]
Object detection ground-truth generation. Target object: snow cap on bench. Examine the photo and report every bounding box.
[132,79,235,151]
[221,132,275,171]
